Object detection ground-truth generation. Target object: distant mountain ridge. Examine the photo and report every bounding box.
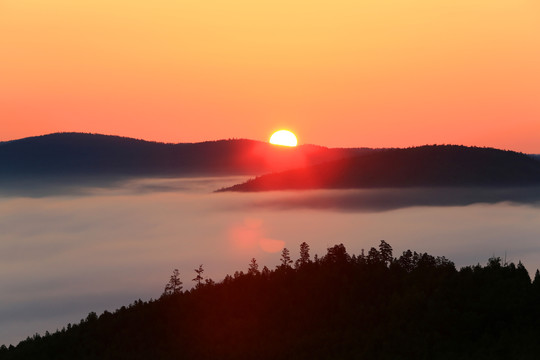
[0,133,371,178]
[220,145,540,191]
[4,134,540,193]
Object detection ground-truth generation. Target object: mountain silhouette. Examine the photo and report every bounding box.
[0,133,371,178]
[220,145,540,191]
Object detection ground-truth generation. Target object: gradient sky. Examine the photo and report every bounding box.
[1,0,539,151]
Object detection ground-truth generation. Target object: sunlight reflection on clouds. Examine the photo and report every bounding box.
[228,218,286,254]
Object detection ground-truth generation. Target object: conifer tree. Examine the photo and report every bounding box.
[193,264,204,288]
[261,265,271,277]
[397,250,414,272]
[325,243,350,264]
[367,247,381,264]
[295,242,311,268]
[248,258,260,275]
[279,248,293,269]
[163,269,183,295]
[379,240,393,266]
[533,270,540,291]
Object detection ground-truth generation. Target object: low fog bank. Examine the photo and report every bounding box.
[3,175,540,210]
[2,178,540,346]
[228,186,540,212]
[0,176,250,197]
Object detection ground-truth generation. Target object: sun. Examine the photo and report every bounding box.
[269,130,298,147]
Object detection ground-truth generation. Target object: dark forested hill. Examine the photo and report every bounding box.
[0,133,370,178]
[221,145,540,191]
[4,135,538,193]
[2,240,540,359]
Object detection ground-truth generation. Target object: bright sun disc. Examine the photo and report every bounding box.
[269,130,298,147]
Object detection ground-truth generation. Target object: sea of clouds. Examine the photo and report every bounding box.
[2,177,540,346]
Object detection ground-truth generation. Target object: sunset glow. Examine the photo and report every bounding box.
[1,0,539,151]
[3,0,540,351]
[269,130,298,147]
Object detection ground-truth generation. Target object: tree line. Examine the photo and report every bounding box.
[3,240,540,359]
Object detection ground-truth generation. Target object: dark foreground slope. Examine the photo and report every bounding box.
[0,133,369,178]
[221,145,540,191]
[3,241,540,360]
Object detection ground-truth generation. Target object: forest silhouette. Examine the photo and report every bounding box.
[221,145,540,191]
[0,133,369,178]
[3,240,540,359]
[4,133,540,195]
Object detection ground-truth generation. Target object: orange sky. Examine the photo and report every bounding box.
[1,0,539,152]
